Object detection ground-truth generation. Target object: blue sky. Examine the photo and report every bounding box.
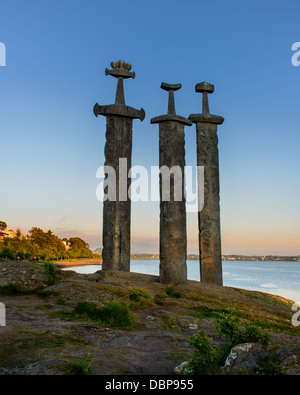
[0,0,299,254]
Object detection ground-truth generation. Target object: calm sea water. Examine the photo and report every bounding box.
[63,260,300,302]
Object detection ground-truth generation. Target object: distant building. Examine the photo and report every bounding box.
[62,238,72,251]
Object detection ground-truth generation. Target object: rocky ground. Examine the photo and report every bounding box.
[0,261,299,375]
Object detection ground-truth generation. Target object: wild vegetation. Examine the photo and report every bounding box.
[0,225,100,261]
[186,308,276,375]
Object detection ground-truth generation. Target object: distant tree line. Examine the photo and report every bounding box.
[0,221,7,231]
[0,226,100,261]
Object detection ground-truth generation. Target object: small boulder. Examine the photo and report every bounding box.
[221,343,269,374]
[174,361,192,375]
[276,347,300,375]
[188,323,198,330]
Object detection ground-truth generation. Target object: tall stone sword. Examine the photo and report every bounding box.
[151,83,192,284]
[189,82,224,285]
[94,60,145,272]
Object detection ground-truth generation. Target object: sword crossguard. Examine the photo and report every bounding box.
[94,60,145,122]
[189,81,224,125]
[94,102,145,121]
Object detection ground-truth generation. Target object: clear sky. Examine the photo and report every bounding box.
[0,0,299,255]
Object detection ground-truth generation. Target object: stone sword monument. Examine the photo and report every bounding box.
[189,82,224,285]
[94,60,145,271]
[151,83,192,284]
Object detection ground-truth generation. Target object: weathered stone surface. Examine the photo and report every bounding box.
[0,261,51,291]
[222,343,300,375]
[102,115,133,272]
[158,121,187,284]
[276,347,300,375]
[94,61,145,272]
[189,82,224,285]
[196,122,222,285]
[151,83,192,284]
[221,343,269,374]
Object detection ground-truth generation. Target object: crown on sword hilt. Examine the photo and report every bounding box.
[105,60,135,79]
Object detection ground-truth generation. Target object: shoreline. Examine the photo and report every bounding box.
[53,259,300,269]
[53,259,102,268]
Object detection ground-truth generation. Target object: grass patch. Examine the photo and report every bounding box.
[154,287,181,305]
[166,287,181,299]
[236,289,265,301]
[183,302,300,336]
[36,289,58,299]
[0,283,27,296]
[185,305,229,320]
[73,300,132,329]
[102,285,128,298]
[15,327,89,348]
[63,360,93,375]
[154,293,167,305]
[17,328,48,335]
[128,287,153,309]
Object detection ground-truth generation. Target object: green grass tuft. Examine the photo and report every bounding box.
[128,287,153,309]
[74,300,132,329]
[63,360,93,375]
[165,287,181,299]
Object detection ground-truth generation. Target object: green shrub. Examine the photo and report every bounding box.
[165,287,181,298]
[215,309,241,344]
[256,360,284,375]
[43,262,60,285]
[74,300,132,329]
[187,328,219,375]
[0,247,14,260]
[64,360,93,375]
[215,308,271,347]
[129,293,140,302]
[186,308,271,375]
[238,324,271,346]
[36,289,56,299]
